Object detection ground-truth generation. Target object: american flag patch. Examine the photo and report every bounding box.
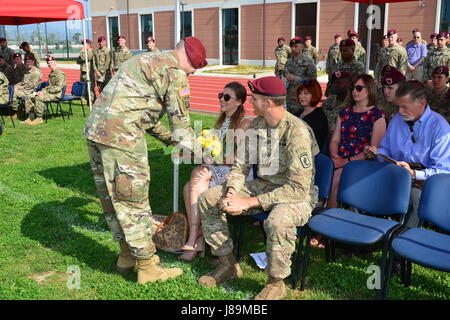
[178,87,190,97]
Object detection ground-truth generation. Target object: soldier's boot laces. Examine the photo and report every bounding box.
[198,253,243,287]
[116,242,137,275]
[137,255,183,285]
[254,277,287,300]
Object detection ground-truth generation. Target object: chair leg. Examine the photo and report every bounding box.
[404,261,412,287]
[58,102,65,122]
[300,229,313,291]
[8,106,15,128]
[325,238,331,263]
[232,217,244,262]
[376,239,390,300]
[380,249,395,300]
[330,240,337,262]
[80,99,85,117]
[291,228,305,289]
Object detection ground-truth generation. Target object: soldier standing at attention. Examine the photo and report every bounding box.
[11,56,41,118]
[0,54,14,85]
[23,56,65,125]
[426,66,449,122]
[93,36,111,94]
[274,36,291,79]
[84,37,208,285]
[20,42,41,69]
[12,53,27,85]
[77,39,95,104]
[284,37,317,116]
[375,29,408,83]
[111,35,132,76]
[347,30,366,66]
[303,36,319,64]
[146,37,160,53]
[197,76,319,300]
[326,34,342,85]
[0,37,15,66]
[423,33,450,88]
[376,35,389,65]
[428,33,438,53]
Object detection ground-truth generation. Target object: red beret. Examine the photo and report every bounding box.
[277,36,285,42]
[335,34,342,39]
[381,70,406,86]
[340,39,355,47]
[248,76,286,97]
[20,41,29,49]
[432,66,449,76]
[289,37,303,46]
[117,35,126,40]
[331,70,352,81]
[46,55,56,62]
[82,39,91,44]
[430,33,438,39]
[387,29,397,37]
[305,36,312,41]
[437,32,447,39]
[382,34,388,39]
[146,36,155,43]
[347,29,359,37]
[13,53,21,58]
[184,36,207,69]
[98,36,106,42]
[381,65,399,76]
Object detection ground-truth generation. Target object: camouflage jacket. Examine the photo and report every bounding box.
[84,51,195,153]
[12,63,27,85]
[77,48,94,74]
[332,58,365,78]
[25,48,41,68]
[16,66,41,94]
[375,44,408,80]
[377,95,398,122]
[43,68,66,95]
[111,46,132,73]
[303,45,319,64]
[93,46,111,75]
[147,47,161,53]
[275,45,291,72]
[427,87,449,117]
[423,47,450,81]
[225,111,319,211]
[326,44,341,75]
[321,94,348,133]
[0,64,14,85]
[0,71,9,104]
[0,46,15,65]
[354,41,366,66]
[284,55,317,87]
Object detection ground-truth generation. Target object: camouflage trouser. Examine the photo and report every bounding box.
[81,72,96,103]
[199,179,316,279]
[11,89,32,112]
[86,139,156,260]
[286,84,303,117]
[30,92,61,117]
[0,95,7,105]
[97,72,111,94]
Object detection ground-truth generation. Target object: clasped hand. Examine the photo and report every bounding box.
[218,191,250,216]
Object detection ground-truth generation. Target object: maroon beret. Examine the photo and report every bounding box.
[335,34,342,39]
[397,38,403,43]
[347,29,359,37]
[381,65,399,76]
[20,41,29,49]
[0,38,6,42]
[248,76,286,97]
[340,39,355,47]
[432,66,449,76]
[382,34,388,39]
[13,53,21,58]
[381,70,406,86]
[146,36,155,43]
[117,35,126,40]
[290,37,303,46]
[277,36,285,42]
[387,29,397,37]
[331,70,352,81]
[98,36,106,42]
[184,36,207,69]
[305,36,312,41]
[46,55,56,62]
[430,33,438,39]
[437,32,447,39]
[82,39,91,44]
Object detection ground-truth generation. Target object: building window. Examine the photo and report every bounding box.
[441,0,450,33]
[108,17,119,49]
[141,14,153,49]
[180,11,192,39]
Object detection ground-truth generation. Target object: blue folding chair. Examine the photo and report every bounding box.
[300,160,412,299]
[44,85,66,123]
[382,173,450,299]
[62,81,86,117]
[0,85,16,128]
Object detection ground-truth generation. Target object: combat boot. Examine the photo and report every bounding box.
[116,242,136,274]
[136,255,183,284]
[198,253,242,287]
[28,117,43,125]
[254,277,286,300]
[20,117,32,124]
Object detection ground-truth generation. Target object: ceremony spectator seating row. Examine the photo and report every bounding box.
[0,85,15,128]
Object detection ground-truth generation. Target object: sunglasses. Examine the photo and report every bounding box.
[218,92,233,102]
[300,79,313,86]
[351,85,366,92]
[413,36,420,39]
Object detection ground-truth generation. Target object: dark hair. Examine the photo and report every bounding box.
[295,79,323,108]
[348,74,378,107]
[395,80,427,102]
[215,82,247,130]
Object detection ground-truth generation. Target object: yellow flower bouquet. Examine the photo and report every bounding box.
[197,129,224,164]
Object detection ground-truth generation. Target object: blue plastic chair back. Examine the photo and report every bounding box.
[60,85,66,99]
[71,81,86,97]
[338,160,412,216]
[418,174,450,232]
[36,81,48,92]
[314,153,334,200]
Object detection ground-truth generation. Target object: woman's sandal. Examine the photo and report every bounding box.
[179,236,205,261]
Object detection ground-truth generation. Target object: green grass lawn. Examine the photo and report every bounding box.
[0,104,449,300]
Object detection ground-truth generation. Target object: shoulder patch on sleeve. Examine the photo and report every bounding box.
[178,87,190,98]
[300,153,312,169]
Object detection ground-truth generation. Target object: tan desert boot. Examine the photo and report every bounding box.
[28,117,43,125]
[254,277,287,300]
[20,117,32,124]
[116,242,137,275]
[198,253,243,287]
[137,255,183,284]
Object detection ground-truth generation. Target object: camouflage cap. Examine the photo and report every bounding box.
[184,36,207,69]
[382,70,406,86]
[432,66,449,76]
[248,76,286,97]
[331,70,352,81]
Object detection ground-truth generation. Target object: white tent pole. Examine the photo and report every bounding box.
[82,18,92,112]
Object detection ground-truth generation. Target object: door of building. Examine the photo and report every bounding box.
[222,8,239,65]
[295,3,317,47]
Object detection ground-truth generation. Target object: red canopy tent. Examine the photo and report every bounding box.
[0,0,93,109]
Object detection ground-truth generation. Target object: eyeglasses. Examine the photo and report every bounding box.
[218,92,233,102]
[351,85,366,92]
[413,36,420,39]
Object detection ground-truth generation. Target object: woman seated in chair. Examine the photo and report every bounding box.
[180,82,252,261]
[295,79,329,149]
[328,74,386,209]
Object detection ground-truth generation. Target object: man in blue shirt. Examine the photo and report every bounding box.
[406,31,427,81]
[365,80,450,227]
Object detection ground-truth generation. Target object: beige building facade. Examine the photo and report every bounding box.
[90,0,448,67]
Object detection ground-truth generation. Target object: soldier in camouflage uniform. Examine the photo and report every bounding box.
[111,35,133,76]
[375,29,408,82]
[284,37,317,116]
[84,37,208,285]
[302,36,319,64]
[0,71,8,105]
[146,36,160,53]
[77,39,95,104]
[378,69,406,122]
[11,56,41,117]
[274,37,291,79]
[423,33,450,87]
[427,33,438,54]
[0,37,15,66]
[93,36,111,94]
[0,55,15,85]
[348,30,366,66]
[376,35,389,66]
[322,70,352,133]
[325,34,342,88]
[20,42,41,69]
[12,53,27,86]
[22,56,65,125]
[426,66,449,122]
[197,76,318,300]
